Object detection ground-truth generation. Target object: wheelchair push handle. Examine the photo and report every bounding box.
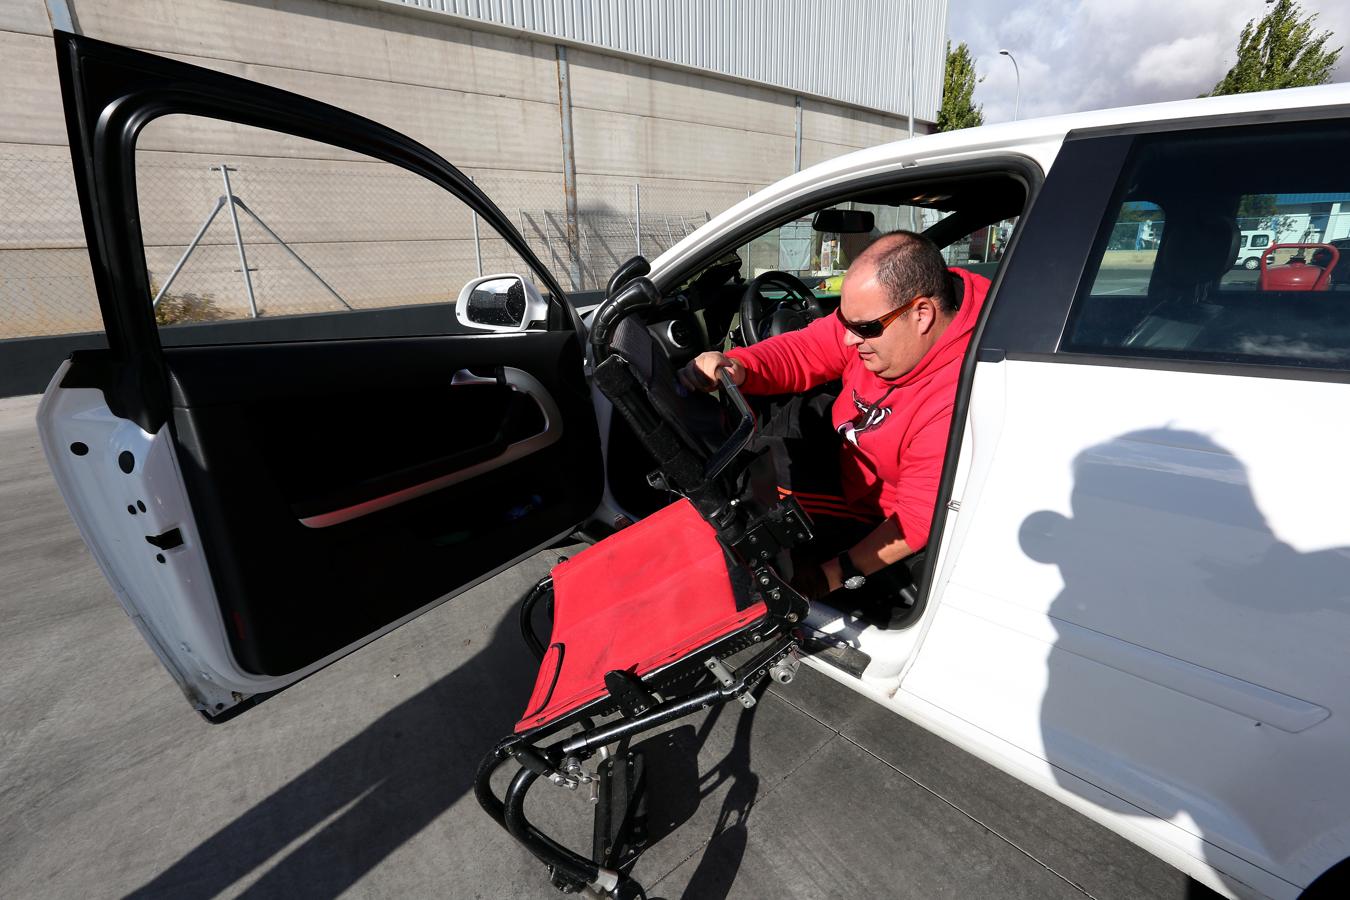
[703,367,756,481]
[588,276,662,362]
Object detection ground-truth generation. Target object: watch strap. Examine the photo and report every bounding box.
[836,551,865,588]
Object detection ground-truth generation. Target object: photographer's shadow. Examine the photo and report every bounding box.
[1020,428,1350,897]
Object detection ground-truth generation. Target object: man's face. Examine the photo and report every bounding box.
[838,264,943,380]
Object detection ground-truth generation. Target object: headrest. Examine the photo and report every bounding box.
[1154,215,1240,297]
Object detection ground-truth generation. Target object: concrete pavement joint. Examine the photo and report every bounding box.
[836,733,1099,900]
[770,677,1098,897]
[645,692,844,892]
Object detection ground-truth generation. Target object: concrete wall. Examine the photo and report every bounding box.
[0,0,920,338]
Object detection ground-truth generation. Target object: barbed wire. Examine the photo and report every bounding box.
[0,152,758,338]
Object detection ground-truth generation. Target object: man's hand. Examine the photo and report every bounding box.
[678,351,746,394]
[790,563,831,601]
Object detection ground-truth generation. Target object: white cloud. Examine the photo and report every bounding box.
[1129,35,1229,92]
[947,0,1350,124]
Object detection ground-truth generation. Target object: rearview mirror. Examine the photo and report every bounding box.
[812,209,874,234]
[455,274,548,332]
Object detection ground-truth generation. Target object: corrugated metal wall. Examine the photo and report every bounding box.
[378,0,947,121]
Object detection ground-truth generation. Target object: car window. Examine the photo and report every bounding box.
[941,217,1020,282]
[1062,118,1350,369]
[1083,202,1164,298]
[743,202,929,286]
[135,115,546,330]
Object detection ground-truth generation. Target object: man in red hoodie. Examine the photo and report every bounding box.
[678,231,990,600]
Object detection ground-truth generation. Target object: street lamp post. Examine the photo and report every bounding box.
[999,48,1021,121]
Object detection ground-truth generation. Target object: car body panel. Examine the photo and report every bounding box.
[42,32,601,718]
[904,360,1350,896]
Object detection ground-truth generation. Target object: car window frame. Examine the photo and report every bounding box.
[650,157,1044,295]
[1056,118,1350,375]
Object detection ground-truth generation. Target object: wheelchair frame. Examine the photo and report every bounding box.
[473,274,816,896]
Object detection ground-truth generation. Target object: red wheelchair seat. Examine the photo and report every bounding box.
[516,499,766,733]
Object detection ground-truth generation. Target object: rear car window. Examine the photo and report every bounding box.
[1063,118,1350,370]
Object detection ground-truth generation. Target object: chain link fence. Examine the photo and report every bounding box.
[0,147,754,340]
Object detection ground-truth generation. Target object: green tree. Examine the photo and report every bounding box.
[938,40,984,132]
[1210,0,1341,96]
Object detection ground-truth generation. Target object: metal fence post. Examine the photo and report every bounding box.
[216,163,258,318]
[794,96,803,173]
[634,182,642,257]
[470,175,483,277]
[555,45,582,291]
[152,196,226,309]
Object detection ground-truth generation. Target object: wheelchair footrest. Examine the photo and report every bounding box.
[801,632,872,678]
[593,751,648,870]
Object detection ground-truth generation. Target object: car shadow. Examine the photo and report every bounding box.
[124,577,769,899]
[1020,428,1350,898]
[123,597,540,899]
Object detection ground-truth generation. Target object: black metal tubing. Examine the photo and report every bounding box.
[503,767,604,889]
[475,630,797,893]
[589,277,662,362]
[701,369,756,482]
[477,739,603,891]
[473,738,515,829]
[558,635,794,756]
[518,575,553,662]
[506,611,786,748]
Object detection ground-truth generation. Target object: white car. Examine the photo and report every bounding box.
[37,32,1350,900]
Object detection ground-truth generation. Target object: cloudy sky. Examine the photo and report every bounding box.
[947,0,1350,123]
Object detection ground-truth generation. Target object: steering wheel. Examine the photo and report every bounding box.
[738,270,825,345]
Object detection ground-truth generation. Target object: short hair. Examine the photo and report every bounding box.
[868,230,957,313]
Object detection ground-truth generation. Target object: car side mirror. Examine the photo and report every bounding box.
[455,274,548,332]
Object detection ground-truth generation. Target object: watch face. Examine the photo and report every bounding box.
[844,575,867,590]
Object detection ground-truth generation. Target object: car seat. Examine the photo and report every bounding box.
[474,276,815,896]
[1124,214,1238,350]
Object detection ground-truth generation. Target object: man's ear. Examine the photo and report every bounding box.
[916,296,942,334]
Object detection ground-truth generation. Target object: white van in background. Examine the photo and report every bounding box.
[1236,229,1275,268]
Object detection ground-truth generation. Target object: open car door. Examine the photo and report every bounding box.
[37,33,602,721]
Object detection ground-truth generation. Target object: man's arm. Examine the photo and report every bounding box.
[679,314,847,395]
[807,411,949,596]
[820,517,913,591]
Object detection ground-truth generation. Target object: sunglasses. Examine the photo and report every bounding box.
[835,295,923,339]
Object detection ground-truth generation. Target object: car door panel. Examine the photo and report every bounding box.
[905,123,1350,894]
[158,334,594,678]
[43,32,601,717]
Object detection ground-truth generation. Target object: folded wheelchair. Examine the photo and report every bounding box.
[474,277,817,896]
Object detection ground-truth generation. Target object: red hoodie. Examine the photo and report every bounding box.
[727,267,989,550]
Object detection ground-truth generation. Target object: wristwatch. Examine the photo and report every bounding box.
[836,551,867,590]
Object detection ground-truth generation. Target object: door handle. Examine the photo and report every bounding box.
[451,368,499,387]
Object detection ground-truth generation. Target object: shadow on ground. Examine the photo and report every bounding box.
[125,603,542,898]
[124,589,770,899]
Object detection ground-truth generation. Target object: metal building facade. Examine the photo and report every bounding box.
[380,0,948,122]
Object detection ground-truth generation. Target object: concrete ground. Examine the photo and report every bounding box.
[0,393,1211,899]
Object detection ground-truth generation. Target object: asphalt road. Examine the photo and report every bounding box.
[0,393,1211,899]
[1093,267,1259,295]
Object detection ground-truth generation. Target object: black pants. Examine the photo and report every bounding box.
[751,387,925,621]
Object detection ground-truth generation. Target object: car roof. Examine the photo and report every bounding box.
[858,81,1350,171]
[649,82,1350,281]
